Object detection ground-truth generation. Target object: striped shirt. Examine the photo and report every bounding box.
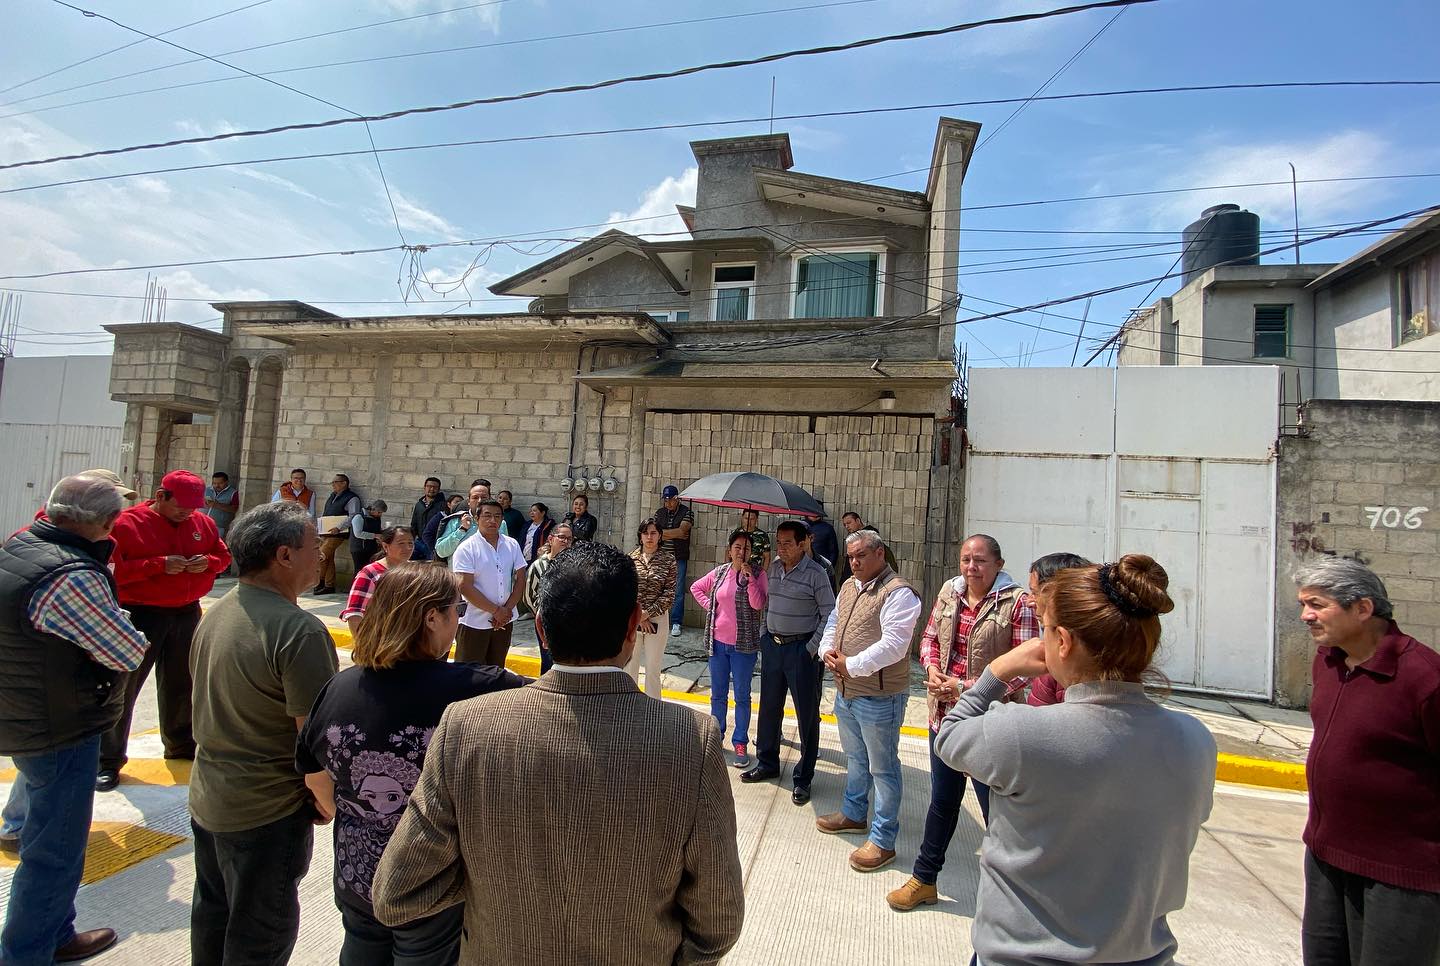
[630,548,678,621]
[28,569,148,672]
[763,555,836,654]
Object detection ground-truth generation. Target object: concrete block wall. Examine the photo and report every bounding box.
[166,423,213,477]
[643,410,935,625]
[109,328,227,408]
[1274,398,1440,706]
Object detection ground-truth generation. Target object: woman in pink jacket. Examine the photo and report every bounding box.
[691,529,769,769]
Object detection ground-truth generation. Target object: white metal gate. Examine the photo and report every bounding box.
[964,367,1279,698]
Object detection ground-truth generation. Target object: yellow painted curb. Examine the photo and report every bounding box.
[1215,752,1307,792]
[0,821,185,884]
[319,625,1309,793]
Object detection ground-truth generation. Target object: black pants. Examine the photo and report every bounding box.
[754,632,823,786]
[1303,849,1440,965]
[99,601,201,772]
[351,546,373,578]
[338,902,464,966]
[191,806,314,966]
[912,733,990,886]
[454,625,511,666]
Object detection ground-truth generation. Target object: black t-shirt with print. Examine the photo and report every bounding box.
[296,659,525,912]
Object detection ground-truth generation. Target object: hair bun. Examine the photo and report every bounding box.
[1109,554,1175,617]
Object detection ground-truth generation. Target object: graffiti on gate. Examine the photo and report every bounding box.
[1288,521,1371,565]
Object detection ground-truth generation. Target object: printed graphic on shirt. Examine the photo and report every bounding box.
[322,722,433,902]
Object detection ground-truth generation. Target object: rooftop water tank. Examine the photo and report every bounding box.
[1181,203,1260,284]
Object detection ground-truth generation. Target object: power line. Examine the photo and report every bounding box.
[49,0,411,246]
[0,0,1159,173]
[975,3,1126,149]
[8,81,1439,194]
[0,0,513,107]
[0,0,276,97]
[1,0,887,115]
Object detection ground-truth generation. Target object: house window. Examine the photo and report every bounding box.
[793,251,881,319]
[713,265,755,321]
[1397,250,1439,344]
[1253,304,1290,358]
[645,310,690,323]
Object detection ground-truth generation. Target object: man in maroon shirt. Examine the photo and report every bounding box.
[1295,557,1440,966]
[97,470,231,792]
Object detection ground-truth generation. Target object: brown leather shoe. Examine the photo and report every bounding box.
[815,811,867,835]
[55,928,118,962]
[886,875,939,910]
[849,840,897,873]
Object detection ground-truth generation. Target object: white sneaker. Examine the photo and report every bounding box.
[670,623,682,638]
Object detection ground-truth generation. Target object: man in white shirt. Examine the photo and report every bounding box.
[452,499,526,667]
[815,527,922,874]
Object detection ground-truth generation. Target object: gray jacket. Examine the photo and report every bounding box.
[935,669,1216,966]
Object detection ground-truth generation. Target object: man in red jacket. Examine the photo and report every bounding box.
[97,470,231,792]
[1295,557,1440,965]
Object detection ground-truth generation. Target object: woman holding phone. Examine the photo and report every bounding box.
[691,530,768,769]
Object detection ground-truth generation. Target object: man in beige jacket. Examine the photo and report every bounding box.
[372,541,744,964]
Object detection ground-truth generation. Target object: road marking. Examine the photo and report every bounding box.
[0,821,185,884]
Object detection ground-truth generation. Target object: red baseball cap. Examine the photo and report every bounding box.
[161,470,207,509]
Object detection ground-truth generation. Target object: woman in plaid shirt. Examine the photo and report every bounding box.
[342,527,414,635]
[886,533,1038,914]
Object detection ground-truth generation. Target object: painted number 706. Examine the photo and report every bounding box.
[1363,506,1429,530]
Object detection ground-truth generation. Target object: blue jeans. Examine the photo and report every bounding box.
[833,690,908,850]
[708,643,759,746]
[670,558,689,627]
[2,780,27,836]
[913,732,990,885]
[0,734,102,966]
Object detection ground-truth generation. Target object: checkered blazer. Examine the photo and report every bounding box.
[372,668,745,965]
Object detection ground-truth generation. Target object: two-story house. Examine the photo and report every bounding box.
[103,118,979,609]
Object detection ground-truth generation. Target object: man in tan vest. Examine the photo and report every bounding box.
[373,541,744,964]
[815,528,922,873]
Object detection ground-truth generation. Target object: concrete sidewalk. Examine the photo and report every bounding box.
[259,578,1313,790]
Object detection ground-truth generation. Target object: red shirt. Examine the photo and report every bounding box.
[1304,622,1440,892]
[919,583,1038,729]
[109,502,231,608]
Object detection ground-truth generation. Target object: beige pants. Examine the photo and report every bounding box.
[626,627,667,697]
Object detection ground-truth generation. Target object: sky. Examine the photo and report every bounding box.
[0,0,1437,365]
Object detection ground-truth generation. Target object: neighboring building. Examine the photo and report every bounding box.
[1118,207,1440,405]
[0,355,128,535]
[104,120,976,609]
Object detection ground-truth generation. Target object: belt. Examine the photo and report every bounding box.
[770,631,814,645]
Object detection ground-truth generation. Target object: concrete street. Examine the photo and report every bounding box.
[2,640,1309,965]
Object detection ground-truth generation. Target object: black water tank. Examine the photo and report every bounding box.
[1181,203,1260,284]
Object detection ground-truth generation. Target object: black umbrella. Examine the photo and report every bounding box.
[679,472,823,517]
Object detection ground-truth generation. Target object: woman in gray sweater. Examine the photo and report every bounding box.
[935,554,1216,966]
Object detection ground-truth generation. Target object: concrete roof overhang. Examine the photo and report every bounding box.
[1306,210,1440,291]
[752,168,929,227]
[487,229,696,298]
[577,359,956,389]
[234,312,671,348]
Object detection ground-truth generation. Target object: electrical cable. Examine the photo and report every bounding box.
[0,0,277,97]
[7,82,1439,194]
[0,0,1160,173]
[2,0,891,115]
[0,0,514,106]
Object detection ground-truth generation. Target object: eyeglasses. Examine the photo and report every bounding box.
[454,600,467,617]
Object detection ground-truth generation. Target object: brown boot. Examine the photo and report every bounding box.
[887,875,939,910]
[849,840,897,873]
[55,929,118,963]
[815,812,867,835]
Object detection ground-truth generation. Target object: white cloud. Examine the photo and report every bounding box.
[387,188,465,239]
[606,167,697,239]
[1086,130,1398,234]
[369,0,504,33]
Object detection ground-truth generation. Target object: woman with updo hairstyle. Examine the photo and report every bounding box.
[297,563,525,965]
[934,554,1217,966]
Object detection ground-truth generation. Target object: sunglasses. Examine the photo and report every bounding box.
[454,600,468,617]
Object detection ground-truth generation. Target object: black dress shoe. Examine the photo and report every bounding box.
[312,581,327,594]
[55,928,118,962]
[94,770,120,793]
[0,831,19,854]
[740,766,780,784]
[792,784,812,806]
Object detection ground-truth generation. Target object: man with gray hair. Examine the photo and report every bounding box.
[187,501,339,966]
[815,526,921,874]
[0,474,149,964]
[1295,557,1440,965]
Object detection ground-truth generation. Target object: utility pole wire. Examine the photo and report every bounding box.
[1,0,1157,173]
